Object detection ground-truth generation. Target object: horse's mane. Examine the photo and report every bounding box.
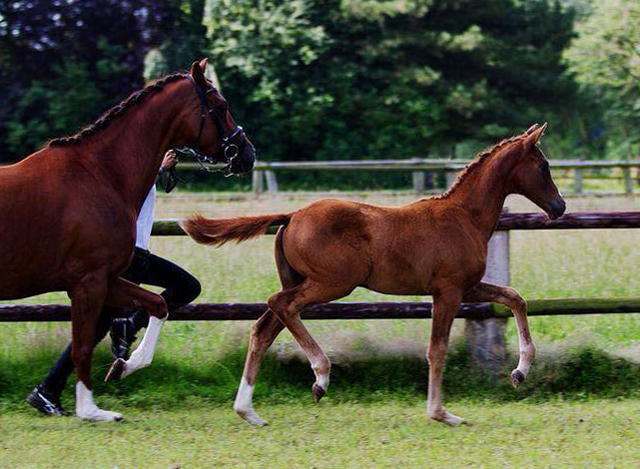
[48,73,188,147]
[436,126,537,199]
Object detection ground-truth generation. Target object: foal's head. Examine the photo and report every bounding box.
[508,123,566,220]
[179,59,256,175]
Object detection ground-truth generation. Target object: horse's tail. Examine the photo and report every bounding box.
[181,212,293,247]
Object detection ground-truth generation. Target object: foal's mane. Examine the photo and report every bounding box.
[48,73,188,147]
[436,126,537,199]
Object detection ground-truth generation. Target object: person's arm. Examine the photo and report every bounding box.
[158,150,180,192]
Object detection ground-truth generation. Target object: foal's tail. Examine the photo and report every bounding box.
[181,213,293,247]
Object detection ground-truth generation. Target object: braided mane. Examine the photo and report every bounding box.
[48,73,188,147]
[436,126,537,199]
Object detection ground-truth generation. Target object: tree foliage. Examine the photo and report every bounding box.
[565,0,640,156]
[0,0,633,164]
[204,0,578,161]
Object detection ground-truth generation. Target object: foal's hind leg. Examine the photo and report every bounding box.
[69,275,123,422]
[427,288,464,426]
[103,277,168,382]
[268,280,355,403]
[234,309,284,426]
[464,282,535,387]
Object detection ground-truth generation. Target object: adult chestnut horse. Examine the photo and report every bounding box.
[0,59,255,421]
[183,124,565,426]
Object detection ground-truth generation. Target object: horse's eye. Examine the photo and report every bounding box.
[540,161,550,172]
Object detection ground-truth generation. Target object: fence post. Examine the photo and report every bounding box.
[412,171,426,194]
[252,170,264,196]
[623,167,633,195]
[445,170,456,189]
[265,170,279,194]
[574,168,583,194]
[465,229,509,381]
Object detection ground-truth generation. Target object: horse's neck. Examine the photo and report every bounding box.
[87,83,188,211]
[447,148,518,239]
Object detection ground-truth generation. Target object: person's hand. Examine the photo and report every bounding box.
[161,150,179,171]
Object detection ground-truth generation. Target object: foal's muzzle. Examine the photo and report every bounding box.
[547,197,566,220]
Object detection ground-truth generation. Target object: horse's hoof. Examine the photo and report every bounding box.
[235,407,268,427]
[104,358,126,382]
[511,369,525,388]
[429,410,467,427]
[312,383,326,403]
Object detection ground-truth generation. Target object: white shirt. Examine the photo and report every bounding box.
[136,185,156,250]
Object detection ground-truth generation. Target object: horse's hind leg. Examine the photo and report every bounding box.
[103,277,168,382]
[234,309,284,426]
[69,275,123,422]
[268,279,355,403]
[464,282,534,387]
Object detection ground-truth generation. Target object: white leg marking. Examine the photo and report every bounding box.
[310,357,330,391]
[75,382,122,422]
[121,316,166,378]
[233,377,267,426]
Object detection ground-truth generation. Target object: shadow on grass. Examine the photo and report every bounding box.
[2,343,639,411]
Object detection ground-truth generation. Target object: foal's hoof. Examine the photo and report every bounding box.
[104,358,126,382]
[429,410,467,427]
[234,407,269,427]
[312,383,326,403]
[510,369,525,388]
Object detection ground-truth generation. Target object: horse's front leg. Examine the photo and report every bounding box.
[463,282,534,387]
[103,277,168,382]
[69,273,123,421]
[428,288,464,426]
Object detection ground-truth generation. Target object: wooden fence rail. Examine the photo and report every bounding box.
[180,158,640,196]
[149,212,640,237]
[3,298,640,322]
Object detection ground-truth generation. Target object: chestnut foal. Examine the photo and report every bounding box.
[183,124,565,426]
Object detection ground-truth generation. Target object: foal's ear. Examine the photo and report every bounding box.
[190,60,208,88]
[524,123,548,151]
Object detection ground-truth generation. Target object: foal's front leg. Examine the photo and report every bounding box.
[463,282,535,387]
[103,277,168,382]
[428,289,464,426]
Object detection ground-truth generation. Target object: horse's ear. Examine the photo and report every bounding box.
[189,60,207,88]
[524,123,547,151]
[525,124,539,134]
[199,58,208,72]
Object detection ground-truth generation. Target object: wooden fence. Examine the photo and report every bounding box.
[183,159,640,196]
[3,211,640,377]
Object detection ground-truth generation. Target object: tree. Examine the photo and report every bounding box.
[204,0,578,161]
[564,0,640,157]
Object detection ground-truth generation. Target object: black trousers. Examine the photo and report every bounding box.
[41,249,201,397]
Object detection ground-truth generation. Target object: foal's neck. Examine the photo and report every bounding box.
[446,146,520,240]
[86,80,191,212]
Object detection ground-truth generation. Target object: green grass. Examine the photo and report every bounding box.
[1,398,639,468]
[2,192,640,467]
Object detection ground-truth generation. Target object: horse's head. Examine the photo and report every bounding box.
[181,59,256,175]
[507,123,566,220]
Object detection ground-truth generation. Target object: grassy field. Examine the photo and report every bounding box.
[1,399,639,468]
[2,191,640,467]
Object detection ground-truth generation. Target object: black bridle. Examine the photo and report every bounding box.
[188,74,246,167]
[160,75,249,192]
[179,75,247,172]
